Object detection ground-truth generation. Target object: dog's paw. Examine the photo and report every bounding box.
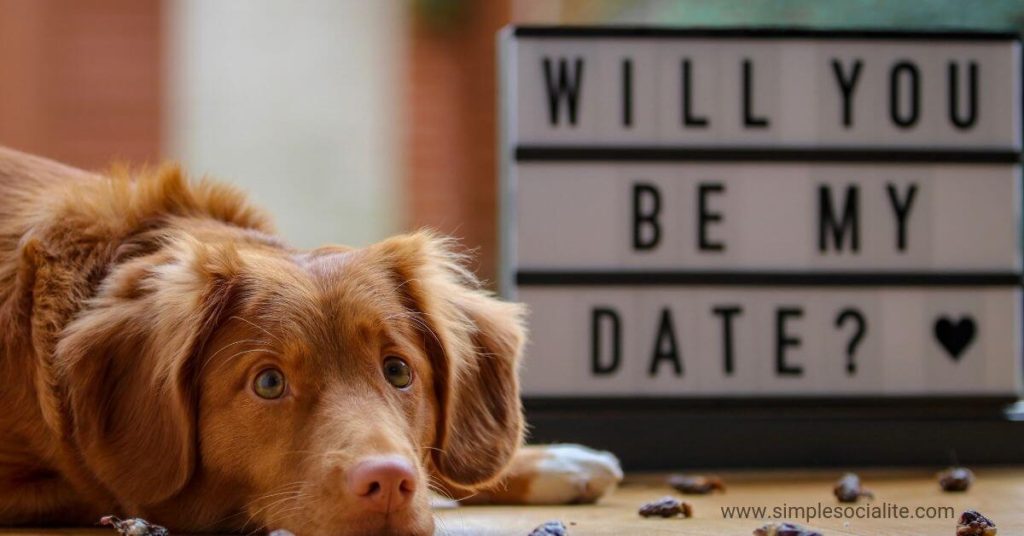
[521,444,623,505]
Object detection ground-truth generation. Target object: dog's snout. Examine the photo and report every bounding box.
[347,455,417,513]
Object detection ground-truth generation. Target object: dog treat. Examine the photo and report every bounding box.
[99,516,169,536]
[833,473,874,503]
[638,496,693,518]
[939,467,975,492]
[668,474,726,494]
[753,522,823,536]
[528,520,568,536]
[956,510,997,536]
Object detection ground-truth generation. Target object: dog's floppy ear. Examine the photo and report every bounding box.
[55,237,239,506]
[371,231,527,489]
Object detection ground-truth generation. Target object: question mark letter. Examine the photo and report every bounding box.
[835,308,866,375]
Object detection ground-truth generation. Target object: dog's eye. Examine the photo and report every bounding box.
[382,356,413,389]
[253,368,286,399]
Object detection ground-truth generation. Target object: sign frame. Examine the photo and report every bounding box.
[499,26,1024,467]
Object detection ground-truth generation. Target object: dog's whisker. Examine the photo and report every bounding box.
[244,493,303,522]
[425,473,480,503]
[268,501,305,522]
[230,314,286,346]
[451,489,480,502]
[227,479,309,527]
[247,479,308,498]
[200,338,273,374]
[426,474,466,505]
[243,488,304,507]
[432,512,451,535]
[265,488,311,518]
[427,484,456,503]
[221,347,279,366]
[243,494,300,532]
[206,496,279,528]
[206,338,268,360]
[265,496,301,519]
[243,522,267,536]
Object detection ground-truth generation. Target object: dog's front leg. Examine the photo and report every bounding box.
[459,444,622,505]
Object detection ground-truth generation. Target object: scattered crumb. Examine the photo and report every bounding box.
[667,474,726,494]
[528,520,568,536]
[957,510,997,535]
[753,521,823,536]
[939,467,975,492]
[98,516,169,536]
[638,496,693,518]
[833,473,873,503]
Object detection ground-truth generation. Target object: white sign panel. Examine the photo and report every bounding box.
[520,286,1021,396]
[500,28,1023,399]
[516,162,1020,271]
[509,30,1021,149]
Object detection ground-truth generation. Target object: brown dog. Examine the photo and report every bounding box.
[0,147,620,535]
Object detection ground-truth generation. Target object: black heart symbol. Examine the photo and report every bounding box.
[934,316,976,360]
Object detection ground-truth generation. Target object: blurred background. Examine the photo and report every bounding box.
[2,0,1022,286]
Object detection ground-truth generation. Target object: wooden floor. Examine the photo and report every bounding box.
[436,468,1024,535]
[0,468,1020,535]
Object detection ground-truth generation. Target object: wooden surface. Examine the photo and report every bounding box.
[0,468,1020,535]
[436,468,1024,535]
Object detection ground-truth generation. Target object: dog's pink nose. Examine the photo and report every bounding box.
[347,456,417,513]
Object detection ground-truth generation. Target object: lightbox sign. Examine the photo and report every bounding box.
[499,27,1022,398]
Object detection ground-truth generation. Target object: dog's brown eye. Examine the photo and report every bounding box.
[253,368,286,399]
[383,356,412,389]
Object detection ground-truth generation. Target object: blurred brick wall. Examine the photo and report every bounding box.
[0,0,162,170]
[405,1,512,286]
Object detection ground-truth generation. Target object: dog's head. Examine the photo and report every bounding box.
[55,230,526,535]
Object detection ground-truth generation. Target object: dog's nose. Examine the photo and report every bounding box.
[347,455,417,513]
